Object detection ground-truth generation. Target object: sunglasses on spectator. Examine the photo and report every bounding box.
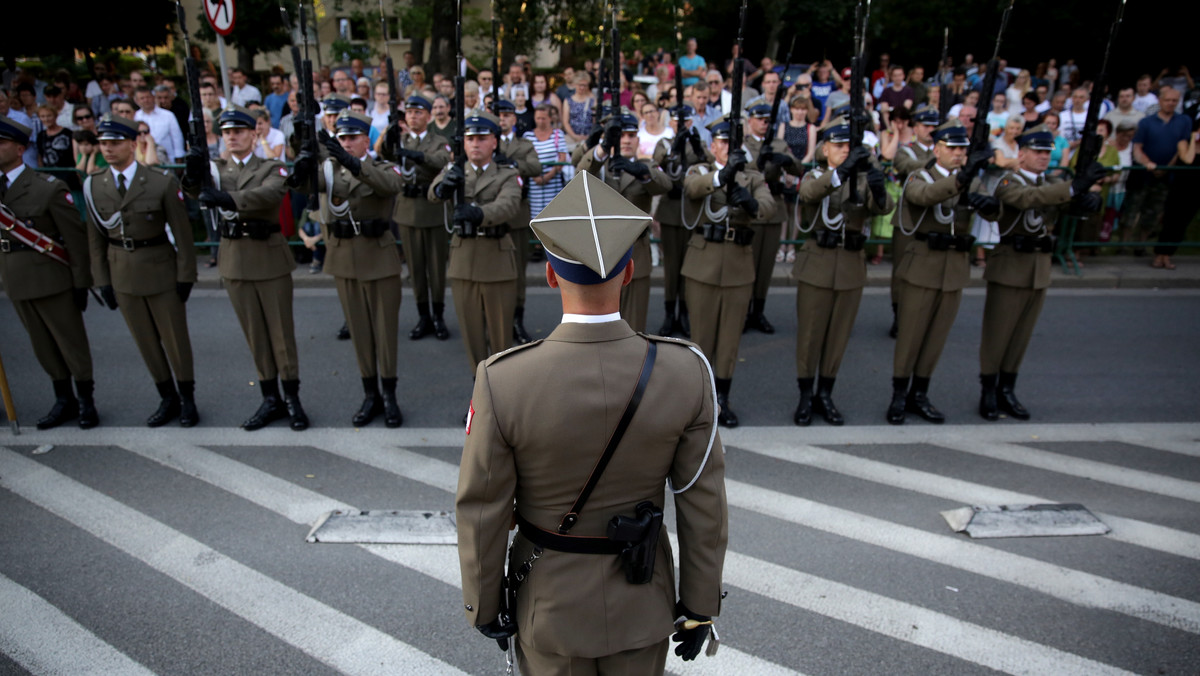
[76,114,93,121]
[138,130,150,136]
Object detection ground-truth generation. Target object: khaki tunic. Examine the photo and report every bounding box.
[681,163,775,379]
[577,148,672,332]
[430,161,524,375]
[981,170,1072,375]
[497,133,542,307]
[385,129,453,306]
[652,139,708,303]
[793,166,892,379]
[457,322,727,661]
[744,135,802,301]
[890,141,936,304]
[0,168,93,381]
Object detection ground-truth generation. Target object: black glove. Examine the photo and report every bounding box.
[397,147,426,165]
[671,603,711,662]
[1073,191,1103,212]
[453,202,484,227]
[491,150,512,167]
[866,167,888,206]
[287,151,317,188]
[198,187,236,211]
[718,150,747,186]
[667,183,683,200]
[612,156,651,180]
[967,192,1001,218]
[184,146,208,186]
[434,164,466,200]
[957,149,994,189]
[476,616,517,652]
[602,119,623,152]
[766,151,794,169]
[73,288,88,312]
[586,125,604,150]
[320,129,361,175]
[689,131,705,159]
[672,132,689,155]
[176,282,193,304]
[836,146,871,181]
[383,124,402,156]
[728,184,759,217]
[1072,161,1108,195]
[99,285,118,310]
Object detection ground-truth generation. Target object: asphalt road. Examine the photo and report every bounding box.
[1,286,1199,675]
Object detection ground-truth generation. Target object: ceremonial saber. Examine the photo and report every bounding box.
[0,346,19,434]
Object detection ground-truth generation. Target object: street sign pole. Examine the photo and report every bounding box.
[216,33,232,101]
[204,0,236,101]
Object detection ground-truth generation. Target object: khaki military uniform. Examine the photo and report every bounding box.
[794,167,892,379]
[497,132,542,308]
[457,322,727,671]
[744,134,801,303]
[429,162,523,375]
[85,163,197,384]
[892,165,974,379]
[982,170,1071,374]
[652,139,708,307]
[386,129,452,308]
[0,168,93,382]
[890,141,935,305]
[681,164,774,379]
[318,156,404,379]
[186,155,298,382]
[577,149,672,332]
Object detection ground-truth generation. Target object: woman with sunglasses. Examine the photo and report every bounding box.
[134,122,165,167]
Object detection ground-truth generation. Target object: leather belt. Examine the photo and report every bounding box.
[915,231,975,252]
[106,233,169,251]
[701,223,755,245]
[222,220,280,240]
[813,229,867,251]
[515,512,625,555]
[999,234,1054,253]
[1,236,60,253]
[329,219,390,238]
[455,223,510,238]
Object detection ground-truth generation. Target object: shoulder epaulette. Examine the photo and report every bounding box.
[88,167,107,177]
[160,168,171,176]
[639,332,702,352]
[484,338,543,366]
[42,173,57,182]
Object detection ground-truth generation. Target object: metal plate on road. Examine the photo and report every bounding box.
[305,509,457,544]
[941,503,1111,539]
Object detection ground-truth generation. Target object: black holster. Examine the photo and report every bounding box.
[607,501,663,585]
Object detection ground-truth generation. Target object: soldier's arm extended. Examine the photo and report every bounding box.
[478,170,523,227]
[356,158,404,197]
[903,171,959,207]
[427,165,451,204]
[798,168,838,202]
[47,179,92,289]
[229,162,288,212]
[994,175,1072,211]
[456,364,517,628]
[162,172,197,283]
[891,145,922,179]
[422,138,453,174]
[643,165,673,196]
[513,141,542,179]
[683,165,717,200]
[576,148,603,177]
[745,172,776,221]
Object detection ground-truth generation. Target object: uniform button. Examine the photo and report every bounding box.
[465,604,473,611]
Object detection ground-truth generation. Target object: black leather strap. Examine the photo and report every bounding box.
[516,513,625,554]
[557,340,657,534]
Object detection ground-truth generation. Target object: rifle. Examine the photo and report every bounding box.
[765,35,797,149]
[846,0,871,205]
[607,6,623,166]
[491,0,500,116]
[380,0,399,132]
[1073,0,1126,179]
[284,2,320,205]
[176,1,216,229]
[671,0,688,173]
[938,27,951,122]
[451,0,468,226]
[960,0,1015,207]
[725,0,748,202]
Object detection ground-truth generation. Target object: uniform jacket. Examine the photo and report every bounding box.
[497,133,541,230]
[317,155,404,281]
[429,161,523,283]
[385,128,452,227]
[578,149,671,282]
[744,134,802,224]
[681,163,774,287]
[184,154,294,282]
[894,165,973,292]
[988,170,1072,290]
[85,162,196,295]
[889,141,936,231]
[792,166,892,291]
[0,168,90,301]
[457,321,728,658]
[652,136,709,227]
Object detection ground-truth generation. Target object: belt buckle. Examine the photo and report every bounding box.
[121,237,136,251]
[724,226,736,242]
[0,239,10,253]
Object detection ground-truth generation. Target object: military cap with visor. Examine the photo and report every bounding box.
[744,96,772,118]
[912,105,941,126]
[493,99,516,114]
[96,113,139,141]
[819,115,851,143]
[932,119,970,146]
[218,103,257,130]
[404,95,432,111]
[707,111,748,140]
[334,110,373,137]
[0,118,32,144]
[1018,124,1056,150]
[463,111,501,136]
[321,93,352,114]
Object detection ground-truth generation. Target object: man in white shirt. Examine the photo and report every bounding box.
[230,68,263,106]
[1132,75,1158,113]
[1059,88,1090,147]
[133,87,185,161]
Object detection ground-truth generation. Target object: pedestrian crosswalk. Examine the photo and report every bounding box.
[1,423,1198,675]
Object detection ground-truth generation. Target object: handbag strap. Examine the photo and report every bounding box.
[557,340,657,534]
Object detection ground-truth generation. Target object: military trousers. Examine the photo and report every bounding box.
[513,227,532,308]
[116,289,195,384]
[658,224,689,303]
[890,231,914,305]
[750,222,782,301]
[686,280,752,380]
[893,281,962,379]
[226,275,299,382]
[980,282,1047,375]
[794,281,863,379]
[516,635,669,676]
[451,278,516,376]
[12,290,93,381]
[335,275,401,379]
[399,225,449,307]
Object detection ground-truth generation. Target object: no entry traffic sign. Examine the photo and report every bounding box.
[205,0,236,36]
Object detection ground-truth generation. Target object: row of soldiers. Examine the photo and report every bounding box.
[0,91,1106,431]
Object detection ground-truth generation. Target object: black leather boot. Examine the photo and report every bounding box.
[409,303,433,340]
[751,298,775,334]
[36,379,78,430]
[242,379,286,431]
[979,373,1000,421]
[793,377,814,426]
[353,376,384,426]
[432,302,450,340]
[336,322,351,340]
[657,301,678,336]
[380,376,404,428]
[512,306,532,345]
[75,379,98,429]
[178,380,199,427]
[905,376,945,423]
[715,377,739,428]
[147,380,181,427]
[998,372,1030,420]
[813,375,845,425]
[678,301,691,338]
[886,377,909,425]
[888,302,899,339]
[280,379,309,430]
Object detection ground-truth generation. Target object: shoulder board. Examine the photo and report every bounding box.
[638,332,702,352]
[901,145,917,160]
[43,173,57,182]
[484,339,543,366]
[88,167,107,177]
[917,169,934,183]
[160,169,171,177]
[1005,171,1029,185]
[686,164,711,177]
[810,167,825,178]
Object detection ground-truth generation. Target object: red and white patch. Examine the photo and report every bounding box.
[392,165,403,175]
[278,167,288,177]
[63,192,74,205]
[177,190,185,202]
[444,145,452,153]
[465,402,474,435]
[516,176,524,187]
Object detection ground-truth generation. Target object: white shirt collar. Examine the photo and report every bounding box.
[4,163,26,184]
[501,132,513,143]
[470,162,490,173]
[1018,167,1041,181]
[914,140,932,152]
[409,130,427,141]
[561,312,623,324]
[110,162,138,186]
[231,152,253,167]
[933,162,955,177]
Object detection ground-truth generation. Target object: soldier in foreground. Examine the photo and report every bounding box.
[887,105,942,338]
[183,105,308,431]
[456,171,727,674]
[84,114,199,427]
[0,118,97,429]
